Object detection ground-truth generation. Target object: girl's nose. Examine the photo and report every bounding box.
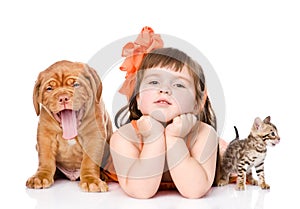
[159,86,171,95]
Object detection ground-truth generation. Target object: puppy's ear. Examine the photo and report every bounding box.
[33,73,43,116]
[95,78,102,103]
[85,65,102,103]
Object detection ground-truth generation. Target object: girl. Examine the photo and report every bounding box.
[110,28,219,199]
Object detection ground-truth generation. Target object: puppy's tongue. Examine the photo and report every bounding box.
[61,110,78,140]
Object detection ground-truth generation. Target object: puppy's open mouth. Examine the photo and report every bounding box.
[53,108,84,140]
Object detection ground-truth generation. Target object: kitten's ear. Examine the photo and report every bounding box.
[263,116,271,123]
[253,117,263,130]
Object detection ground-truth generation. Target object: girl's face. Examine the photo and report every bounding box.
[137,67,197,122]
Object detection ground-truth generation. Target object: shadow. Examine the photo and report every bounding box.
[26,180,117,209]
[26,180,269,209]
[209,185,269,209]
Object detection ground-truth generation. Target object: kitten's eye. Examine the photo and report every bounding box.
[73,82,80,88]
[46,86,53,92]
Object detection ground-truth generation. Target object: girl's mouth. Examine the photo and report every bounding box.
[154,99,172,105]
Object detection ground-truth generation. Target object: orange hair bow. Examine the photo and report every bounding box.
[119,26,164,100]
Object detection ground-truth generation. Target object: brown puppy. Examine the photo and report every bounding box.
[26,60,112,192]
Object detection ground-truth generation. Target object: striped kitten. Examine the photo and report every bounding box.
[218,116,280,190]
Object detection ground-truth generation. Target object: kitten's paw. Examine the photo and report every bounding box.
[217,179,228,187]
[236,182,245,190]
[249,179,258,186]
[260,182,270,190]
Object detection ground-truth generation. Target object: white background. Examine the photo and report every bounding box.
[1,0,299,208]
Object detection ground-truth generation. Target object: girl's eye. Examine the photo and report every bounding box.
[149,80,159,85]
[174,83,185,88]
[46,86,53,92]
[73,82,80,88]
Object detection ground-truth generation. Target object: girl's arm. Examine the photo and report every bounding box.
[165,114,218,199]
[110,116,165,199]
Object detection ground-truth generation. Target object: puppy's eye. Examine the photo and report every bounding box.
[271,132,275,136]
[73,82,80,88]
[46,86,53,92]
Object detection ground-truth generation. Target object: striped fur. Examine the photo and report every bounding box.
[218,116,280,190]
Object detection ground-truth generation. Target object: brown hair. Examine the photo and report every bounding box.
[115,47,216,130]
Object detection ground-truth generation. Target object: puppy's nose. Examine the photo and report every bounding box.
[58,94,70,104]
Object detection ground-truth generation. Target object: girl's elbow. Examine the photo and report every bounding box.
[181,190,209,199]
[179,184,212,199]
[120,181,158,199]
[124,188,157,199]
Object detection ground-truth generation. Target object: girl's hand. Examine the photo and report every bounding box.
[137,115,164,142]
[166,113,197,138]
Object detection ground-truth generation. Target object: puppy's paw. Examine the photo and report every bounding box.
[80,177,108,192]
[26,172,54,189]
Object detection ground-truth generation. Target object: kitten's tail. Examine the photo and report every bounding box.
[234,126,239,140]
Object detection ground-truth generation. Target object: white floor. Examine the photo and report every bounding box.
[20,178,295,209]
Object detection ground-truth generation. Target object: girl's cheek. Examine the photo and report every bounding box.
[137,89,155,110]
[172,92,196,113]
[139,88,154,99]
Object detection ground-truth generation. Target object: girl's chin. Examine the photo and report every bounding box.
[149,110,175,123]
